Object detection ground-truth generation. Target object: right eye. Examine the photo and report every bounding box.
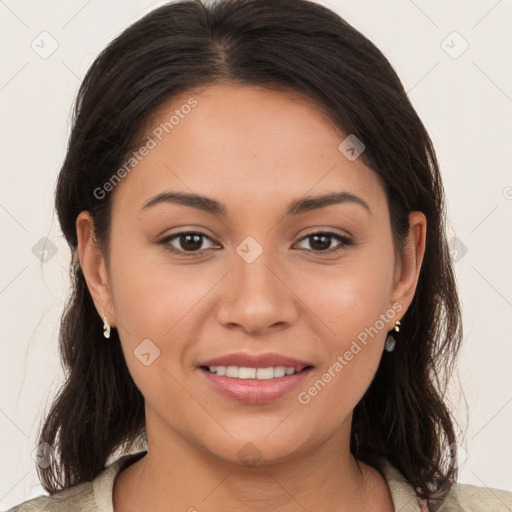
[159,231,219,256]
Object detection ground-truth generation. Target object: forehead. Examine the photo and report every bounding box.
[111,83,385,216]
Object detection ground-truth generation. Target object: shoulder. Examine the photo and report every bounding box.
[436,481,512,511]
[4,451,147,512]
[379,459,512,512]
[3,480,95,512]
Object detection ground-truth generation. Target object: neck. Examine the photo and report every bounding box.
[113,416,393,512]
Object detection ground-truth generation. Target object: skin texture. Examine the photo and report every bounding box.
[76,83,426,511]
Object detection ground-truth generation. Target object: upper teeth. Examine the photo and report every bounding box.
[208,365,297,379]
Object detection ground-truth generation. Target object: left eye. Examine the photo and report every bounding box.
[295,231,352,253]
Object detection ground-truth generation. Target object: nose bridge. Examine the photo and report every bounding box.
[216,235,298,333]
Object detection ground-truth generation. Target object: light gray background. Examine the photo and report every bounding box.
[1,0,511,507]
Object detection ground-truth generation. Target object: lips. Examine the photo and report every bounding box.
[199,367,313,405]
[197,352,314,405]
[198,352,312,372]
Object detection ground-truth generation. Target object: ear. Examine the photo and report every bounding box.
[76,210,116,328]
[390,211,427,317]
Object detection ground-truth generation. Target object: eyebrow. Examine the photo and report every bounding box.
[142,190,371,216]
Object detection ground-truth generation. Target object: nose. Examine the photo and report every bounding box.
[215,247,299,335]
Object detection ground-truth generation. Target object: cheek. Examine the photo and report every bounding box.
[109,261,203,409]
[296,280,391,426]
[108,249,231,399]
[110,236,213,336]
[297,248,394,340]
[295,247,394,408]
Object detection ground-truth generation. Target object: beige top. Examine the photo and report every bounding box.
[5,450,512,511]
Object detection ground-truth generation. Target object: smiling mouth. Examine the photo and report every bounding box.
[200,365,314,380]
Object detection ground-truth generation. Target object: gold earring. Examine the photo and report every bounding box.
[385,319,401,352]
[102,314,111,339]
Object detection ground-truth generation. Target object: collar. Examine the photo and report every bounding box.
[380,459,424,511]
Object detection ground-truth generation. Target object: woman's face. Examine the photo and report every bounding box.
[78,83,425,466]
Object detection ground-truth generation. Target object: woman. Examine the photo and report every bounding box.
[7,0,512,510]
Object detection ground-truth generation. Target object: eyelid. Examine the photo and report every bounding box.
[299,226,352,240]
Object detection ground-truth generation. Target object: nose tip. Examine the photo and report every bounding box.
[215,252,298,335]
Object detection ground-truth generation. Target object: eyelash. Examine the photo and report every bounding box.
[158,230,353,256]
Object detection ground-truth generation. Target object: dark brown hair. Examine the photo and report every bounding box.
[38,0,463,506]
